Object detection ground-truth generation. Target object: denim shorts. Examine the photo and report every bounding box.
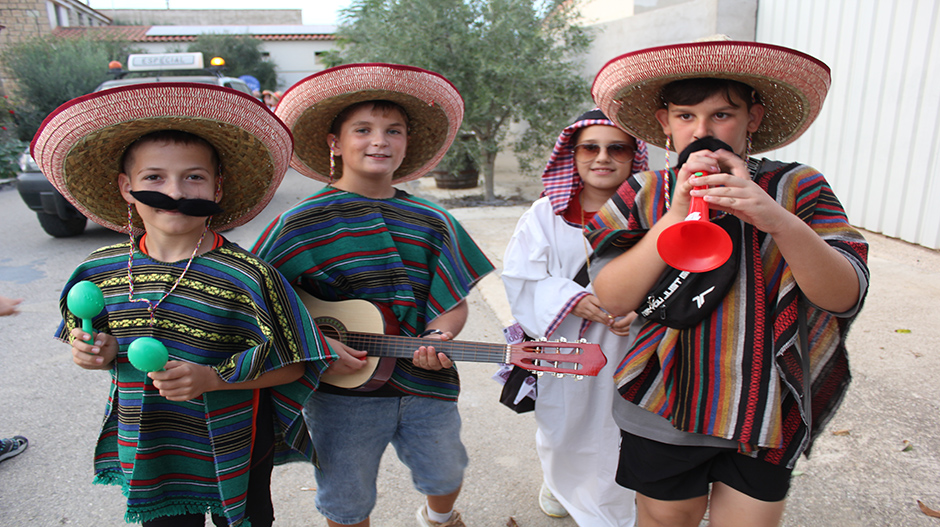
[304,391,468,525]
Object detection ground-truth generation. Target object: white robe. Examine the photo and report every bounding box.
[502,197,636,527]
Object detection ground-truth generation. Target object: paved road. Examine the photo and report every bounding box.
[1,170,940,526]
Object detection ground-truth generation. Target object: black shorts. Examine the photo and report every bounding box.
[616,430,792,502]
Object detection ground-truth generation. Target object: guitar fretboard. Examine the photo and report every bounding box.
[344,332,513,363]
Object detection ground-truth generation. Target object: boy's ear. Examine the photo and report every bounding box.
[655,108,671,136]
[118,173,135,204]
[747,103,765,133]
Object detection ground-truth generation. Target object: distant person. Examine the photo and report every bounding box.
[585,37,869,527]
[0,295,28,464]
[502,108,647,525]
[254,63,494,527]
[262,89,281,111]
[33,83,335,526]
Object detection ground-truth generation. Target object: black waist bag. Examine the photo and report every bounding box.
[636,214,741,329]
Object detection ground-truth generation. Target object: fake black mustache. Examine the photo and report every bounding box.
[130,191,224,217]
[674,137,736,170]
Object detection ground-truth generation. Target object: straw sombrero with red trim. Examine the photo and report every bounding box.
[276,63,464,183]
[31,83,292,234]
[592,38,831,153]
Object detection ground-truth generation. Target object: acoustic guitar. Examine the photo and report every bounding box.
[294,288,607,390]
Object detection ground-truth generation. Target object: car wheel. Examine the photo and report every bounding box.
[36,212,87,237]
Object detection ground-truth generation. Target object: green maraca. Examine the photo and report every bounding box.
[66,281,104,344]
[127,337,169,372]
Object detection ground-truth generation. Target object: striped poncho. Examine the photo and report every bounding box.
[55,237,335,526]
[586,159,869,468]
[253,188,494,401]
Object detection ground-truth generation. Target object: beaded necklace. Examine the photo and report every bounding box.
[126,218,210,328]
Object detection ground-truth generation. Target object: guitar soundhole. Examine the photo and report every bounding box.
[315,316,347,343]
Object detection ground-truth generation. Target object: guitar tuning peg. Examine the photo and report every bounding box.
[553,372,564,378]
[557,336,568,343]
[536,371,544,377]
[574,374,584,381]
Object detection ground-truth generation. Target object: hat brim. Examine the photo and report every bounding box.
[31,83,292,233]
[592,41,831,153]
[276,63,464,183]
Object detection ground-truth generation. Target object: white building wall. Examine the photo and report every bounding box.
[756,0,940,249]
[261,40,334,89]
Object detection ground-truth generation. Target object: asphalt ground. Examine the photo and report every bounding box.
[1,168,939,526]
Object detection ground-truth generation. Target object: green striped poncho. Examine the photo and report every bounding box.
[253,188,494,400]
[56,237,335,526]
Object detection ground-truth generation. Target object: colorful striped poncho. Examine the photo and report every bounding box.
[253,187,494,401]
[586,159,869,468]
[55,237,336,526]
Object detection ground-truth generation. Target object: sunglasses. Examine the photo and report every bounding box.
[573,142,635,164]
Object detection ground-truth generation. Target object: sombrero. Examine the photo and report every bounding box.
[592,39,831,153]
[276,63,464,183]
[31,83,292,234]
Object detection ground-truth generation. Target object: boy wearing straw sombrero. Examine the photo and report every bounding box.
[584,39,869,526]
[253,64,494,527]
[33,83,336,527]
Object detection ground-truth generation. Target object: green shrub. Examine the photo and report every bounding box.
[0,137,25,180]
[1,35,137,141]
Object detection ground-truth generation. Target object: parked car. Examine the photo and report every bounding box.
[16,149,88,237]
[17,52,254,237]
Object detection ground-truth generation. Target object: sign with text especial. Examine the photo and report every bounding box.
[127,52,205,71]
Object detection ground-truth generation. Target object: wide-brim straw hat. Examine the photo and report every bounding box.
[592,39,831,153]
[276,63,464,183]
[31,83,292,234]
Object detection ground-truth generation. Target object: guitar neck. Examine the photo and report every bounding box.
[344,332,510,364]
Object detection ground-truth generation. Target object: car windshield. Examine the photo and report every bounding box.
[96,76,225,91]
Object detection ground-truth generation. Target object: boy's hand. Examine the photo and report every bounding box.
[322,336,368,376]
[0,296,23,317]
[69,327,118,369]
[149,361,222,401]
[690,149,790,234]
[573,295,614,326]
[608,312,637,337]
[412,331,454,370]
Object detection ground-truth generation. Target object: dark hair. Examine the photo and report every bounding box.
[121,130,220,175]
[329,100,410,135]
[660,78,761,109]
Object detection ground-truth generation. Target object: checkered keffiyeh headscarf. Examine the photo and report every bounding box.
[542,108,649,216]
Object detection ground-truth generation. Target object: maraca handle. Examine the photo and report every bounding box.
[81,319,94,344]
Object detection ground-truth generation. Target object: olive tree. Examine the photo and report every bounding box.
[334,0,593,201]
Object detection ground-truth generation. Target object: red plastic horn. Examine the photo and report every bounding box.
[657,173,732,272]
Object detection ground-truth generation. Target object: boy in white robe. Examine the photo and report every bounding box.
[502,109,648,526]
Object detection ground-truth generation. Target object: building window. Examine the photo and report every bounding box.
[56,4,70,27]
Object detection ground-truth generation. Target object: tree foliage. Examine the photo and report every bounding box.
[334,0,593,200]
[187,34,278,91]
[1,35,137,141]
